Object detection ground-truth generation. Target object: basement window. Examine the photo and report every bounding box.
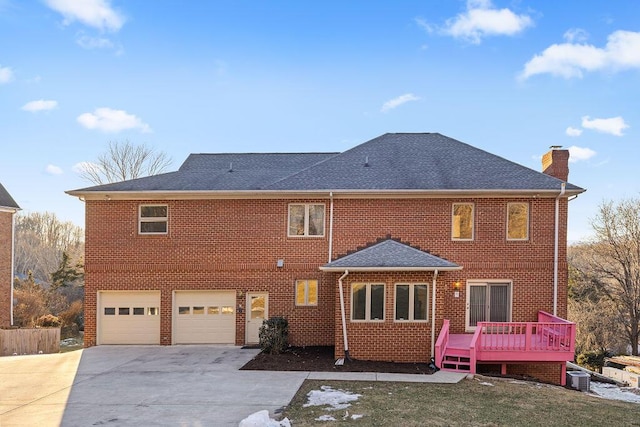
[139,205,168,235]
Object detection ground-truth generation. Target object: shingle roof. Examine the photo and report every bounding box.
[67,133,584,194]
[320,239,461,272]
[0,183,20,209]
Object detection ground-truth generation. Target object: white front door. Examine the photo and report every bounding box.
[246,293,268,344]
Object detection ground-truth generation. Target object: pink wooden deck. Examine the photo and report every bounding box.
[435,311,575,384]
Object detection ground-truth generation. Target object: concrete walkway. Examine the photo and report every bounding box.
[0,346,466,426]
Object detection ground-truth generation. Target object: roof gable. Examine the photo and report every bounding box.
[321,239,461,272]
[0,183,20,209]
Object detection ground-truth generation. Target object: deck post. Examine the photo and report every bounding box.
[501,363,507,375]
[525,323,532,351]
[560,363,566,386]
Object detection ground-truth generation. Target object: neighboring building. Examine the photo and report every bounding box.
[0,183,20,327]
[67,133,584,384]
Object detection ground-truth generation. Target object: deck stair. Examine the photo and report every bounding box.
[441,347,471,372]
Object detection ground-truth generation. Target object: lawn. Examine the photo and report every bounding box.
[282,376,640,426]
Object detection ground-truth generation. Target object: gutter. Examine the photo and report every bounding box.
[431,269,439,357]
[553,183,566,316]
[337,270,350,360]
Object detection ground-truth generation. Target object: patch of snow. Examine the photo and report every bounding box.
[479,382,494,387]
[304,385,361,411]
[315,415,336,421]
[238,410,291,427]
[589,382,640,404]
[351,414,364,420]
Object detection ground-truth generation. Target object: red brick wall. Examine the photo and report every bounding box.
[84,195,569,356]
[478,362,565,385]
[0,212,13,327]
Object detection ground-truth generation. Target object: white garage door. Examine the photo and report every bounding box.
[99,291,160,345]
[174,291,236,344]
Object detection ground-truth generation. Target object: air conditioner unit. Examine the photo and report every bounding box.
[566,371,590,391]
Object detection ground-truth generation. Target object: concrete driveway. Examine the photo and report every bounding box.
[0,346,308,426]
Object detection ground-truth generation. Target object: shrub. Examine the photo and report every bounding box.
[577,349,611,372]
[259,316,289,354]
[36,314,61,328]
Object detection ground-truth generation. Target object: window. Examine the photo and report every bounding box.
[118,307,130,315]
[192,306,205,315]
[221,306,234,314]
[133,307,145,315]
[452,203,474,240]
[351,283,385,321]
[295,279,318,306]
[395,284,428,321]
[104,307,115,315]
[178,306,190,315]
[147,307,159,316]
[208,306,220,315]
[466,282,511,331]
[139,205,168,235]
[507,203,529,240]
[288,204,325,237]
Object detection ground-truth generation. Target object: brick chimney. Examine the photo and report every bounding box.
[542,147,570,182]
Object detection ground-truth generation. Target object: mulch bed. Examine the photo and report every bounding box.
[240,346,435,374]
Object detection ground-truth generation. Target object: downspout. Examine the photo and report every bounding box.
[328,192,334,263]
[10,211,15,326]
[431,269,439,357]
[553,183,566,316]
[338,270,350,360]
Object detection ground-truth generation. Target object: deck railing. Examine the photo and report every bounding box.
[434,319,450,368]
[473,311,575,354]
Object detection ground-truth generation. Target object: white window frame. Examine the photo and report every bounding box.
[394,283,429,322]
[139,204,168,235]
[287,203,325,237]
[465,280,512,332]
[350,283,385,322]
[295,279,318,306]
[506,202,529,241]
[452,202,474,241]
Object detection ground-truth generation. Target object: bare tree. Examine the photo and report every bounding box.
[80,140,172,185]
[571,198,640,355]
[14,212,84,284]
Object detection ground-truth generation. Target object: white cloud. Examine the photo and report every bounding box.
[22,99,58,112]
[563,28,589,43]
[581,115,628,136]
[44,0,125,31]
[565,127,583,137]
[72,161,100,174]
[45,164,63,175]
[381,93,420,113]
[441,0,533,44]
[567,146,596,163]
[0,65,13,84]
[521,30,640,79]
[77,108,151,133]
[76,33,114,49]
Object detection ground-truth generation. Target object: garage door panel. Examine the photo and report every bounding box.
[99,292,160,345]
[175,291,236,344]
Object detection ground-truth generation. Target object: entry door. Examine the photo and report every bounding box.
[466,283,510,331]
[246,293,268,344]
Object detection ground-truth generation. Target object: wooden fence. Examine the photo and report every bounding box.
[0,328,60,356]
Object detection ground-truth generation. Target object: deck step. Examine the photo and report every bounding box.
[441,352,472,373]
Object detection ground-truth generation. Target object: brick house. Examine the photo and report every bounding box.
[67,133,584,384]
[0,183,20,327]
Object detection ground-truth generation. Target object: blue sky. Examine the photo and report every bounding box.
[1,0,639,242]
